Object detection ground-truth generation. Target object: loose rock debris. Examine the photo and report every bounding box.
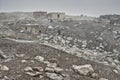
[0,39,119,80]
[0,13,120,80]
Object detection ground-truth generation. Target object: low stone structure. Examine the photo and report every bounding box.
[33,11,47,19]
[21,23,41,35]
[47,12,65,20]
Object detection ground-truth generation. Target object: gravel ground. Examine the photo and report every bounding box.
[0,39,119,80]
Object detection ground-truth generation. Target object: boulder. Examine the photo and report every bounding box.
[67,37,73,41]
[46,72,63,80]
[0,50,7,59]
[91,73,99,79]
[47,63,58,68]
[16,54,25,58]
[54,67,63,74]
[25,72,42,77]
[72,64,94,76]
[33,67,44,72]
[21,60,27,63]
[48,58,58,63]
[39,75,44,79]
[34,56,44,62]
[43,61,50,65]
[99,78,108,80]
[45,67,54,73]
[2,76,9,80]
[45,67,63,74]
[24,66,33,72]
[0,64,9,71]
[113,69,119,74]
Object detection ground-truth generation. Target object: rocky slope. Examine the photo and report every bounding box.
[0,12,120,80]
[0,39,119,80]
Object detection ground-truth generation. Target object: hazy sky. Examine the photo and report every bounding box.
[0,0,120,16]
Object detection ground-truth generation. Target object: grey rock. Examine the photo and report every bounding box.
[91,73,99,79]
[0,64,9,71]
[54,67,63,74]
[15,54,25,58]
[67,37,73,41]
[45,67,54,73]
[39,75,44,79]
[47,63,58,68]
[43,61,50,66]
[24,66,33,72]
[0,50,7,59]
[25,72,42,77]
[2,76,9,80]
[113,69,119,74]
[99,78,108,80]
[48,58,58,63]
[72,64,94,76]
[33,67,44,72]
[34,56,44,62]
[46,72,63,80]
[21,60,27,63]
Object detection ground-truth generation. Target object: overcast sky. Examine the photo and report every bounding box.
[0,0,120,16]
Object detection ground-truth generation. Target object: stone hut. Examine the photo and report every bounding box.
[33,11,47,19]
[47,12,65,20]
[21,23,41,35]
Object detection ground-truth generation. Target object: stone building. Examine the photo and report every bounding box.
[21,23,41,35]
[33,11,47,19]
[47,12,65,20]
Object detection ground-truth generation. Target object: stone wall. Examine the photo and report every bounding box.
[33,11,47,19]
[21,24,40,35]
[47,12,65,20]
